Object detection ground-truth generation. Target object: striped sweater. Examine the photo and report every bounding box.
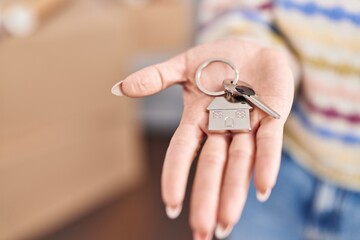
[198,0,360,191]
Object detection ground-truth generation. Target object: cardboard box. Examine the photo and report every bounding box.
[0,1,190,239]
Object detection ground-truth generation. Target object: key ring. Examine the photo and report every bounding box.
[195,58,239,96]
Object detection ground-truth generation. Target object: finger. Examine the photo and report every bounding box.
[162,122,204,219]
[216,132,255,239]
[254,117,284,201]
[111,54,187,97]
[190,134,229,236]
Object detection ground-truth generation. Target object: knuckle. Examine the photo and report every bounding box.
[223,175,246,191]
[130,66,162,94]
[258,128,282,142]
[258,132,273,141]
[132,74,149,93]
[229,149,253,162]
[170,137,190,149]
[201,152,225,167]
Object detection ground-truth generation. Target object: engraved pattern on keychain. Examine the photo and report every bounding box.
[207,96,252,132]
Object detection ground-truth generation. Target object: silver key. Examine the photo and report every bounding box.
[207,94,253,132]
[223,79,281,119]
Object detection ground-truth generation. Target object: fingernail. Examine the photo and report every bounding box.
[215,224,233,239]
[193,232,211,240]
[165,205,182,219]
[111,81,124,96]
[256,189,272,202]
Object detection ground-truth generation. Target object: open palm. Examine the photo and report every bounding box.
[112,38,295,240]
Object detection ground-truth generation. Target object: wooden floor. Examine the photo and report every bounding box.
[43,132,195,240]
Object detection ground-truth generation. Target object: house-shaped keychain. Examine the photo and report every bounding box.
[207,97,253,132]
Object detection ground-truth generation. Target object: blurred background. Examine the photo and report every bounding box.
[0,0,196,239]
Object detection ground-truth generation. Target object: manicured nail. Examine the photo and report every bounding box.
[215,224,233,239]
[256,189,272,202]
[111,81,124,96]
[165,205,182,219]
[193,232,211,240]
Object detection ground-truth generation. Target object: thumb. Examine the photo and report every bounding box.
[111,54,187,97]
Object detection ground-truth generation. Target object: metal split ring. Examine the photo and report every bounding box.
[195,58,239,96]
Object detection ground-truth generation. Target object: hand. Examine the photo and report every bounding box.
[112,38,294,240]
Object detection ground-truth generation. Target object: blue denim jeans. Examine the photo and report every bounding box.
[229,151,360,240]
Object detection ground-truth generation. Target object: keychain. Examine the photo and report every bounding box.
[195,58,280,133]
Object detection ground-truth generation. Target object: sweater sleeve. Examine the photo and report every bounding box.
[197,0,301,85]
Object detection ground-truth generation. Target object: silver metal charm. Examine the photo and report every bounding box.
[207,96,253,132]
